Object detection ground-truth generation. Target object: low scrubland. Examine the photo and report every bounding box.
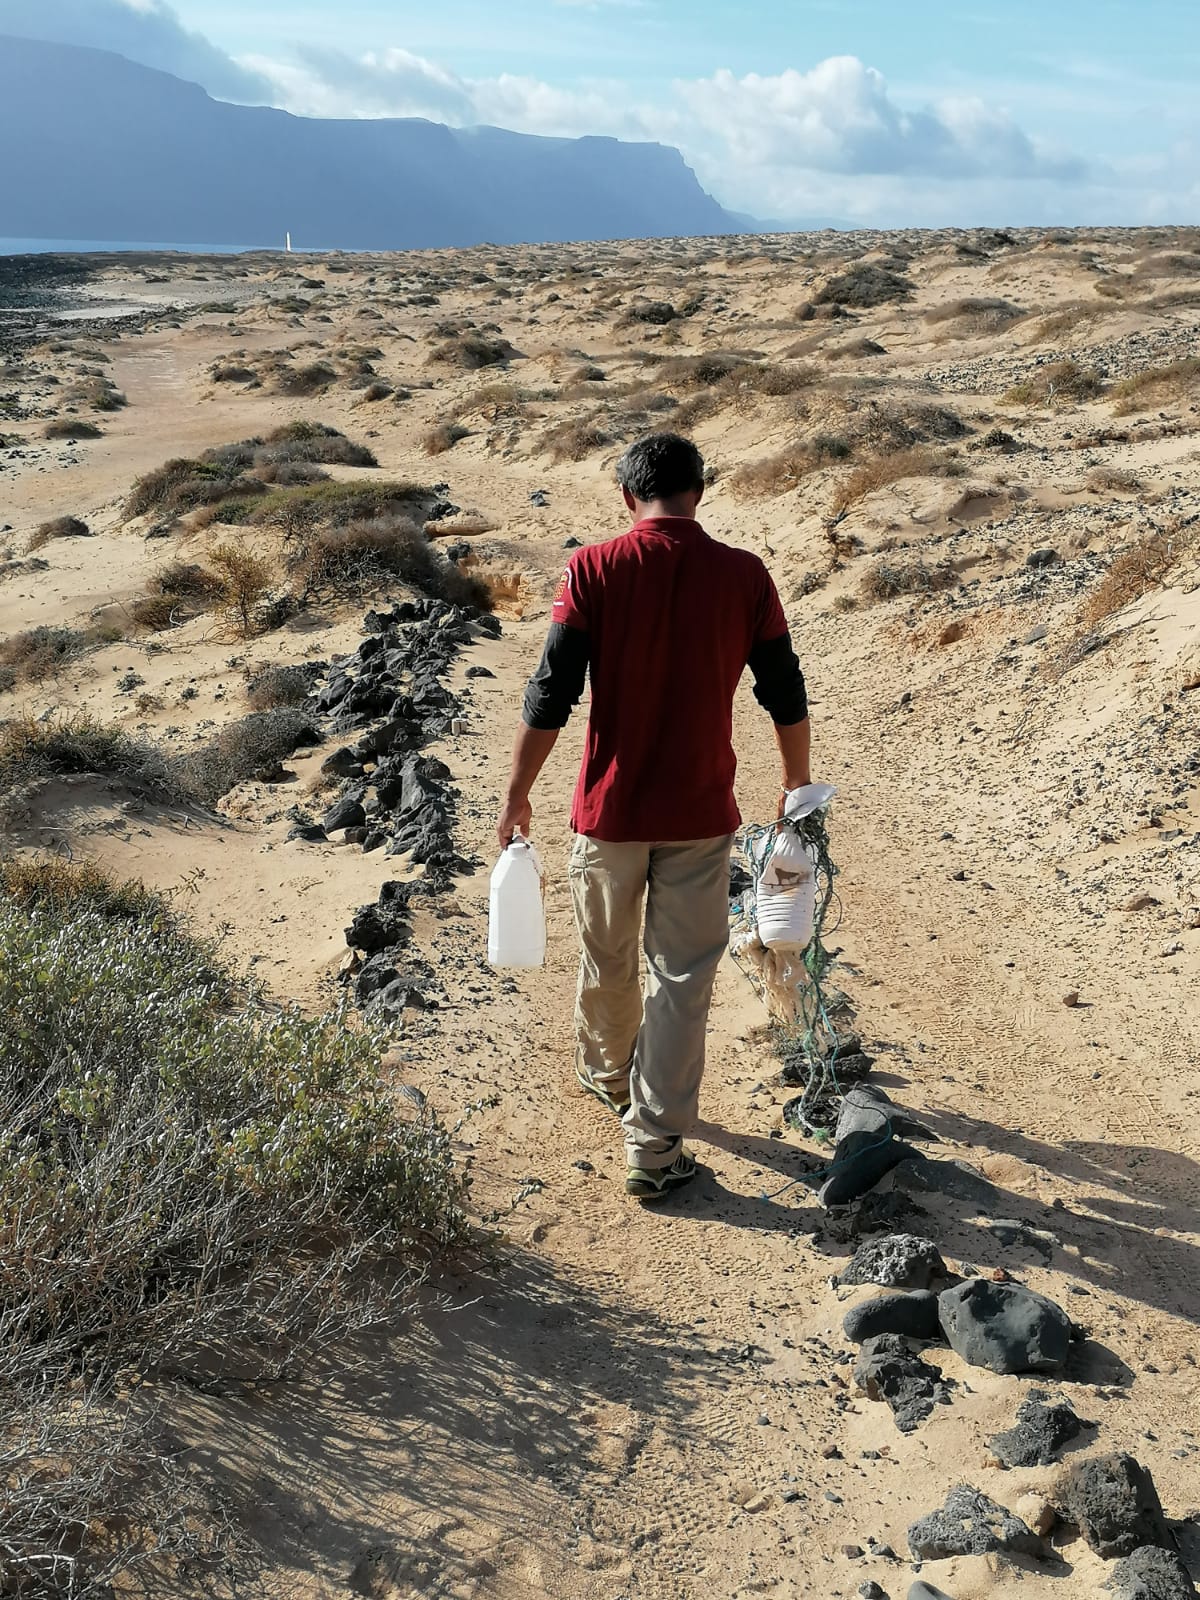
[0,855,472,1594]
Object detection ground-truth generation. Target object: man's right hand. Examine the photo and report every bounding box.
[496,793,533,849]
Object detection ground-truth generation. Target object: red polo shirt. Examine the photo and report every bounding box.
[550,517,789,842]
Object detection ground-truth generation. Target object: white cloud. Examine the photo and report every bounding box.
[674,59,1085,181]
[8,0,1190,227]
[0,0,272,101]
[240,47,1103,222]
[241,44,475,122]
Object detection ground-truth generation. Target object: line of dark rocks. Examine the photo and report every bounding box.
[775,1044,1196,1596]
[822,1218,1195,1597]
[282,594,501,1020]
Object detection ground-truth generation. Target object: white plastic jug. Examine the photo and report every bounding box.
[488,838,546,968]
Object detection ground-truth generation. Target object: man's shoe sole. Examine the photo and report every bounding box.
[575,1066,631,1119]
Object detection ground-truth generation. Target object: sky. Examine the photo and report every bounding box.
[3,0,1198,226]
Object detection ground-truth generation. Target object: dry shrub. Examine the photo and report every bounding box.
[1086,465,1142,493]
[156,559,225,601]
[0,625,93,689]
[0,854,167,921]
[65,376,126,411]
[423,422,470,456]
[126,427,376,521]
[128,594,179,632]
[830,447,938,516]
[1109,358,1200,416]
[206,542,274,637]
[275,362,336,396]
[260,420,378,468]
[226,479,436,539]
[245,662,323,710]
[43,417,103,439]
[250,461,329,490]
[128,560,225,632]
[732,434,851,498]
[210,362,257,382]
[861,559,957,602]
[454,380,527,414]
[542,414,611,462]
[287,516,492,611]
[815,262,911,308]
[1002,360,1105,407]
[829,338,886,359]
[1081,526,1191,627]
[27,515,91,551]
[179,706,319,800]
[926,297,1023,334]
[1031,302,1105,341]
[1147,286,1200,311]
[1132,251,1200,283]
[621,299,676,325]
[125,457,263,521]
[0,713,177,798]
[428,333,514,370]
[354,381,393,403]
[647,355,818,430]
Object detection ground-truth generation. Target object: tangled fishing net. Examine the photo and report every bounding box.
[730,791,864,1140]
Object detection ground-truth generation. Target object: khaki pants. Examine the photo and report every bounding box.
[568,832,733,1170]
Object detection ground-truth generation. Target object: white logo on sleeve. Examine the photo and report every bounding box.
[551,567,574,617]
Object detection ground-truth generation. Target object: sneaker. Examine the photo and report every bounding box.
[576,1062,631,1118]
[625,1150,698,1203]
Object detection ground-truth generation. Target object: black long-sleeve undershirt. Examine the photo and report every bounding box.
[522,623,808,731]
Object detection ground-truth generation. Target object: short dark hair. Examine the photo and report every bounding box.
[616,432,704,502]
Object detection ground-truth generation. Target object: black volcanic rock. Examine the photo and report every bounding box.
[1063,1454,1170,1559]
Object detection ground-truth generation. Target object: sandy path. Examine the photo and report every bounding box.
[5,240,1200,1598]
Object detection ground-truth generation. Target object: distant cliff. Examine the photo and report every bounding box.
[0,35,741,249]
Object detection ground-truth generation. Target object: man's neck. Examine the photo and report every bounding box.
[633,498,700,521]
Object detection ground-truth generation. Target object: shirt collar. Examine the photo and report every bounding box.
[631,517,707,539]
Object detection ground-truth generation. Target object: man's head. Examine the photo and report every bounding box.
[615,432,705,518]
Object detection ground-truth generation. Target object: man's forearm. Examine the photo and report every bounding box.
[506,721,560,803]
[496,721,560,846]
[775,716,812,790]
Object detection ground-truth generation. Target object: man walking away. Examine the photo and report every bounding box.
[496,432,811,1203]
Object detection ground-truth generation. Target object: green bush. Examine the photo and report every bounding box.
[0,861,471,1592]
[125,426,377,520]
[214,478,434,534]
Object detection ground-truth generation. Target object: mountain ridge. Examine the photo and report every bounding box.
[0,34,742,250]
